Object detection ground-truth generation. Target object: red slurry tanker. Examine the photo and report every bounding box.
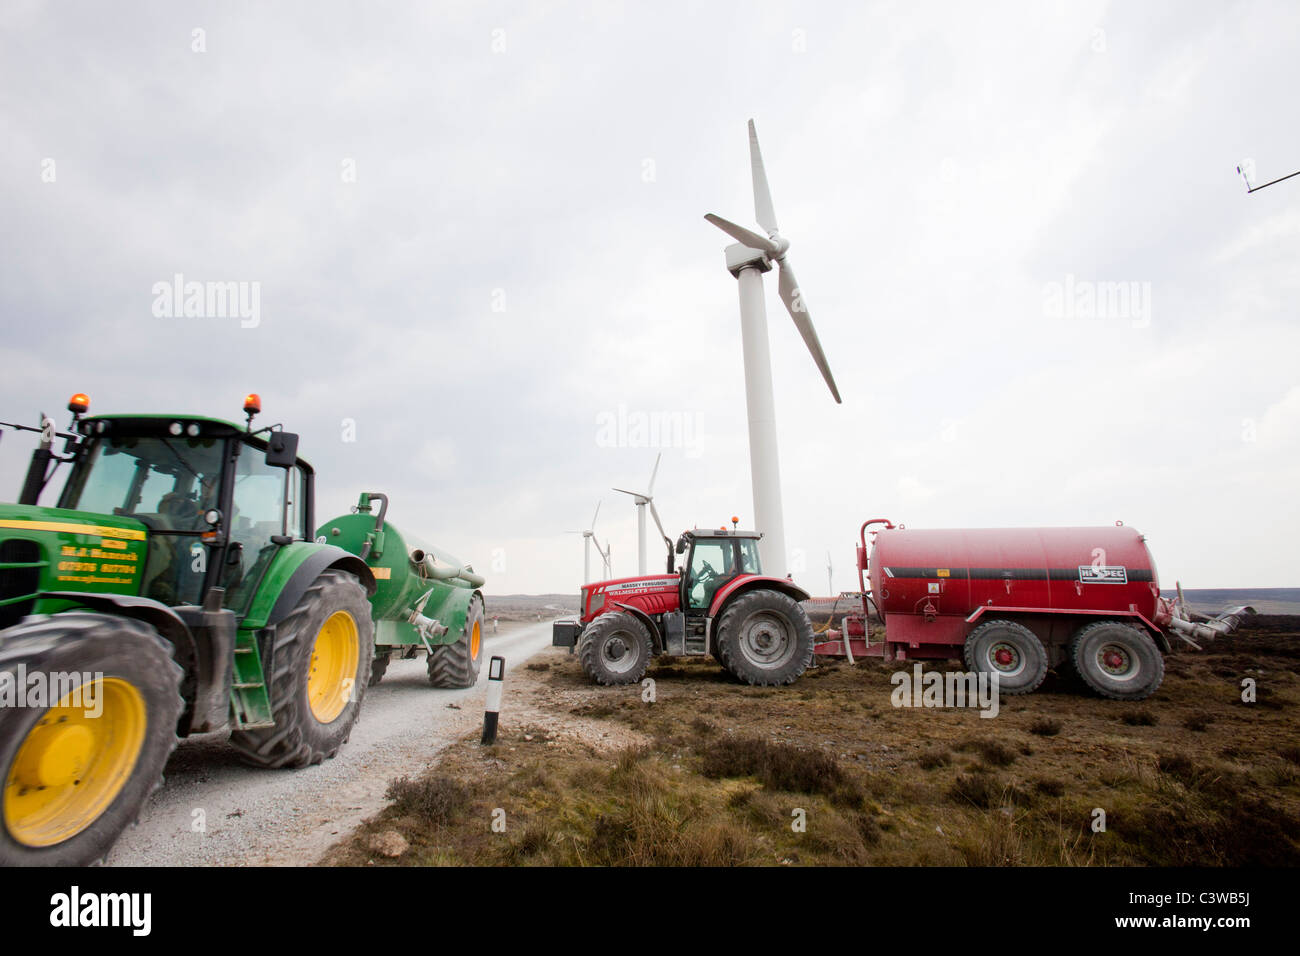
[814,520,1254,700]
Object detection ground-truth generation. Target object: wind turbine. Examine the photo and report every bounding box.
[705,118,842,578]
[826,551,834,597]
[567,501,608,584]
[614,452,671,575]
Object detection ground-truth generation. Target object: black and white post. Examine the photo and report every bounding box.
[481,655,505,745]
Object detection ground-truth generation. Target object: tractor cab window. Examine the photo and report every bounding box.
[738,538,761,575]
[65,435,224,526]
[62,435,225,606]
[687,539,736,610]
[222,452,306,613]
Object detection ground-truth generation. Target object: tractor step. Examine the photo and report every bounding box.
[229,627,274,729]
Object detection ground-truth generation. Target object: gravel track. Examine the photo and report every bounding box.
[105,620,555,866]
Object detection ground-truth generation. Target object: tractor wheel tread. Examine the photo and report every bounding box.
[369,651,391,688]
[578,612,652,686]
[229,570,374,769]
[0,612,184,867]
[715,590,814,686]
[427,593,486,689]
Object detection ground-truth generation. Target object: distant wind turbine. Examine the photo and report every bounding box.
[614,453,671,574]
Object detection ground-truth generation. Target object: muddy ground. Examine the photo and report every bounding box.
[326,615,1299,866]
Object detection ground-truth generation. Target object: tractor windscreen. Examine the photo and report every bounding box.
[62,434,225,605]
[63,435,224,528]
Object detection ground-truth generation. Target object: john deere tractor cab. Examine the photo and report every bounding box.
[554,521,815,688]
[0,393,485,866]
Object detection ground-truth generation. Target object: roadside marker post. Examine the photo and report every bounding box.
[481,655,505,745]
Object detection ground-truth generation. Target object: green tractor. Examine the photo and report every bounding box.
[0,393,485,866]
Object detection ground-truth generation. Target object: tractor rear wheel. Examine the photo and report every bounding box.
[964,619,1048,694]
[578,612,652,686]
[715,590,814,686]
[428,593,486,688]
[369,651,391,687]
[1071,620,1164,701]
[230,570,374,768]
[0,613,183,866]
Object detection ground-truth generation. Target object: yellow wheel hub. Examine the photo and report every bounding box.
[4,678,147,848]
[470,620,482,660]
[308,610,359,724]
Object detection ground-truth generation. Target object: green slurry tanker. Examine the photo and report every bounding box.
[0,393,485,865]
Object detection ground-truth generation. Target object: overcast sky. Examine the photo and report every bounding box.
[2,0,1297,594]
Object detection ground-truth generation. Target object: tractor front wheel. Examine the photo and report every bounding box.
[428,593,486,688]
[715,590,814,686]
[964,619,1048,695]
[230,570,374,768]
[0,613,183,866]
[1071,620,1164,701]
[578,612,653,686]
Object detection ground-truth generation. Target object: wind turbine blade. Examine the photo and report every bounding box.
[648,499,669,542]
[776,258,842,404]
[647,452,661,495]
[591,500,601,531]
[748,119,779,235]
[613,487,646,499]
[704,214,779,255]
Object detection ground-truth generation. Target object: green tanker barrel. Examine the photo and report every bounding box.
[315,493,483,648]
[316,512,476,616]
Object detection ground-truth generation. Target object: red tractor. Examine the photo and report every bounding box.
[553,526,814,686]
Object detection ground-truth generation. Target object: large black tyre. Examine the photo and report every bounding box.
[369,651,391,688]
[578,612,653,686]
[1070,620,1165,701]
[963,619,1048,695]
[0,613,183,866]
[715,590,814,686]
[229,570,374,769]
[428,593,486,688]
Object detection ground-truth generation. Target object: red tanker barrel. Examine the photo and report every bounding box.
[868,526,1161,622]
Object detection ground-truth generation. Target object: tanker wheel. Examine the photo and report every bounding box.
[230,570,374,768]
[963,619,1048,695]
[369,651,391,688]
[428,593,486,689]
[715,590,814,686]
[578,612,652,686]
[0,613,183,866]
[1070,620,1164,701]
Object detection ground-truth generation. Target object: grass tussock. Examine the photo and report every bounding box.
[698,735,862,805]
[384,775,472,827]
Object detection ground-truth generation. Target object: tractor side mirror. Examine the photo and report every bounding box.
[265,431,299,468]
[675,536,687,555]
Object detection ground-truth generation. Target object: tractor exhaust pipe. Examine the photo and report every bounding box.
[410,549,486,588]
